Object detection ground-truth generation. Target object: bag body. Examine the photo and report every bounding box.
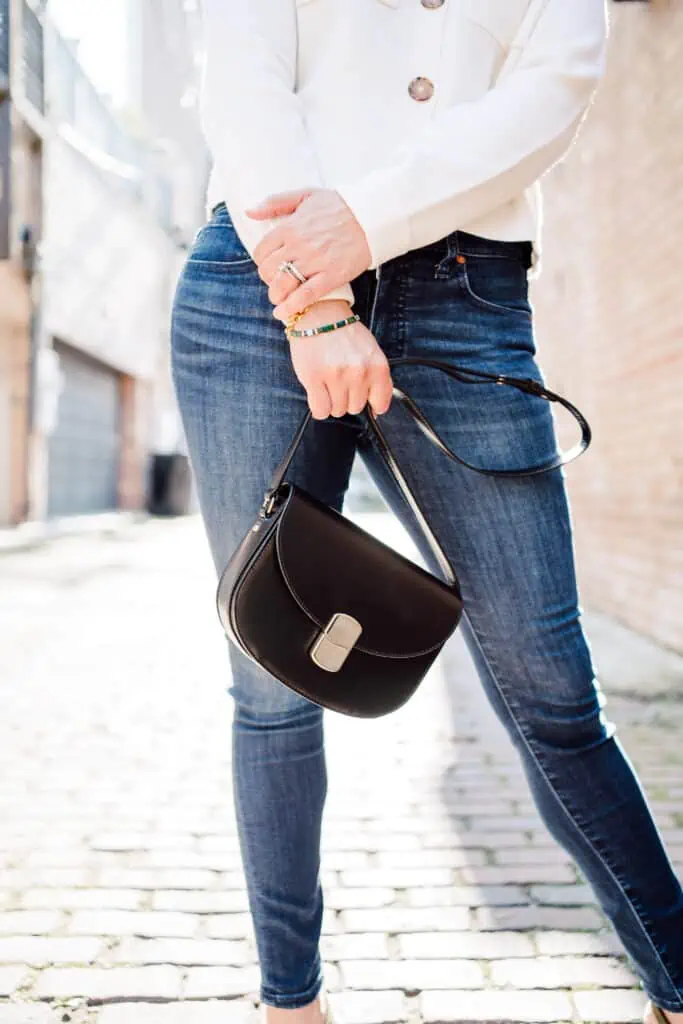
[216,357,591,719]
[217,484,464,718]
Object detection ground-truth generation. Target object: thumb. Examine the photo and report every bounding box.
[245,189,312,220]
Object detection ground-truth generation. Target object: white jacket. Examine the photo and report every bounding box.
[201,0,608,306]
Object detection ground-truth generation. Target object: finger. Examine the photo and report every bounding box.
[329,378,349,419]
[268,273,297,307]
[263,252,303,305]
[346,368,370,416]
[306,381,332,421]
[246,189,312,221]
[368,362,394,416]
[273,273,330,321]
[265,251,311,305]
[257,245,288,287]
[253,224,289,267]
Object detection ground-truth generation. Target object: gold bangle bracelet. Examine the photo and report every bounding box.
[285,306,314,335]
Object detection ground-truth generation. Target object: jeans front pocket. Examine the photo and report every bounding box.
[188,206,255,272]
[458,249,533,319]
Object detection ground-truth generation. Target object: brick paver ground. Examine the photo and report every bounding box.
[1,514,682,1024]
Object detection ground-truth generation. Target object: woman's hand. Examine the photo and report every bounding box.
[247,189,372,321]
[287,301,393,421]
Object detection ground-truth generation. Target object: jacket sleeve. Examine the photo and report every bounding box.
[199,0,354,305]
[334,0,608,269]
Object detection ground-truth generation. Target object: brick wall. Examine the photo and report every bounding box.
[532,1,683,654]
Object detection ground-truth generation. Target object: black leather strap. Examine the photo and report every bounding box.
[262,357,591,585]
[267,357,590,493]
[371,356,591,475]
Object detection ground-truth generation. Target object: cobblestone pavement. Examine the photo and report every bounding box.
[1,515,682,1024]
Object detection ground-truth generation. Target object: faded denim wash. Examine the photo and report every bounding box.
[171,202,683,1011]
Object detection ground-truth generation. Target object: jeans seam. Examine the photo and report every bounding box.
[463,617,683,1007]
[187,258,254,270]
[398,266,408,358]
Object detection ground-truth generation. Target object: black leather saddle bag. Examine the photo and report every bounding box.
[216,357,591,718]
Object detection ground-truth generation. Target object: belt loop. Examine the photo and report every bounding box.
[435,231,457,280]
[451,231,462,263]
[451,230,468,271]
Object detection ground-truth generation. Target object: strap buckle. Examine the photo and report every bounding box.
[260,490,279,519]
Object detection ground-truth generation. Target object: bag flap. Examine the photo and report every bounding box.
[275,487,462,659]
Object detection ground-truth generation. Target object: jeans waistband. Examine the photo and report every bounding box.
[451,230,533,267]
[210,201,532,269]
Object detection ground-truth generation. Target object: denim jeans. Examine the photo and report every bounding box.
[171,202,683,1011]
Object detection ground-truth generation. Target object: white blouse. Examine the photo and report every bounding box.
[200,0,607,305]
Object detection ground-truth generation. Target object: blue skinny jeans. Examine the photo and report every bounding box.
[170,203,683,1011]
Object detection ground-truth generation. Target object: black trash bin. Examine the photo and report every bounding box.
[148,452,193,516]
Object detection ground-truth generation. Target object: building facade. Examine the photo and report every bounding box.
[0,0,206,526]
[0,0,44,527]
[532,1,683,653]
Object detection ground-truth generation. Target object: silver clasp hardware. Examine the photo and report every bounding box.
[310,613,363,673]
[259,491,278,519]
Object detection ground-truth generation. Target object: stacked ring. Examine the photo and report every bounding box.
[278,260,308,285]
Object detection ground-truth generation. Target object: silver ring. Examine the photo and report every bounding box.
[278,259,308,285]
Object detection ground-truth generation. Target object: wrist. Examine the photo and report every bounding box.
[287,311,360,340]
[293,300,352,330]
[285,299,353,338]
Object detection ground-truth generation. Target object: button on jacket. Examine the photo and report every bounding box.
[201,0,608,306]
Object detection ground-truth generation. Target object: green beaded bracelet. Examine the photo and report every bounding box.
[286,313,360,339]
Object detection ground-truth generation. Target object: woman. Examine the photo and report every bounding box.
[170,2,683,1021]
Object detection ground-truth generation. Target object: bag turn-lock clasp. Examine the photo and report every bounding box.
[310,613,363,673]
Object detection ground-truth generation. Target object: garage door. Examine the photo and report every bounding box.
[47,343,120,518]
